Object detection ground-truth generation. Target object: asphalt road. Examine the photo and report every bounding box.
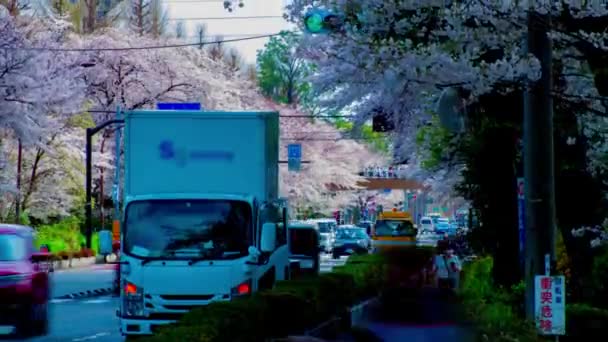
[25,297,121,342]
[50,265,115,299]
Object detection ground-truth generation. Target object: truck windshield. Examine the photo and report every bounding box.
[374,220,416,237]
[124,199,252,260]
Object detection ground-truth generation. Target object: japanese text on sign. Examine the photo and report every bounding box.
[535,276,566,335]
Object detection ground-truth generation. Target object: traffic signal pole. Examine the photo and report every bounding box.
[523,10,557,321]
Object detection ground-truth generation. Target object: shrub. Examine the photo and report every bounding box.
[35,217,82,253]
[460,257,539,342]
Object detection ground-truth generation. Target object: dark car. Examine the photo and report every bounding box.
[332,227,371,259]
[0,224,51,337]
[356,221,373,236]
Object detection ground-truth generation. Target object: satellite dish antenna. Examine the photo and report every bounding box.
[436,88,467,133]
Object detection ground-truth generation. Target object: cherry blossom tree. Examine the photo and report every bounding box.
[0,9,86,221]
[285,1,608,181]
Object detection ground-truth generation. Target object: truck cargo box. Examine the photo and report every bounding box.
[124,110,279,200]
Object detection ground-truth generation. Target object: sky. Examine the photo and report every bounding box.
[165,0,295,64]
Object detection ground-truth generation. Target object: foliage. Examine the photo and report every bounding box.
[34,216,82,253]
[0,10,85,144]
[34,216,101,256]
[460,257,539,342]
[256,30,315,105]
[415,116,452,170]
[334,119,388,153]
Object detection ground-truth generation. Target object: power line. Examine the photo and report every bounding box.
[87,110,354,119]
[184,33,279,38]
[167,16,284,21]
[0,34,278,52]
[164,0,234,2]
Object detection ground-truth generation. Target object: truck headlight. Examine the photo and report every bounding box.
[122,281,145,317]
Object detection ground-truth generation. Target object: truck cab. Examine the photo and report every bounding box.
[117,110,289,337]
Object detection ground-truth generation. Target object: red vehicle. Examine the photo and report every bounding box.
[0,224,51,337]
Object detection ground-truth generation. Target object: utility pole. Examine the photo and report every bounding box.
[523,10,557,321]
[15,140,22,224]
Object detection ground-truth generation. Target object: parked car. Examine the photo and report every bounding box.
[332,227,371,259]
[0,224,51,337]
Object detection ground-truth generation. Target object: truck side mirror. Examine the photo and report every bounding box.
[261,223,277,252]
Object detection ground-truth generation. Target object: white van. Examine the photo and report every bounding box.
[419,216,434,233]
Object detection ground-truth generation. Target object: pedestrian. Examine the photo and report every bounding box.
[434,245,451,290]
[445,248,462,289]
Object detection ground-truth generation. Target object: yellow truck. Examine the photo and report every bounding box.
[371,210,418,251]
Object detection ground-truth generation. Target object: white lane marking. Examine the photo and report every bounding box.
[72,332,110,341]
[82,298,110,304]
[50,299,74,304]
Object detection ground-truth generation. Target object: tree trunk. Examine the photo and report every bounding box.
[86,0,96,34]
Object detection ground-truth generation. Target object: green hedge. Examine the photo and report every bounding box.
[140,247,434,342]
[460,257,539,342]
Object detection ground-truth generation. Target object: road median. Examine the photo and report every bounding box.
[139,247,436,342]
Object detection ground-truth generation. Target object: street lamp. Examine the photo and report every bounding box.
[85,118,124,249]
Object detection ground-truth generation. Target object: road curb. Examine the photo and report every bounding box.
[54,287,114,300]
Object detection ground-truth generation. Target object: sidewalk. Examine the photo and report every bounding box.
[355,288,475,342]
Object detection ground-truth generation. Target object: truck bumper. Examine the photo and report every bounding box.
[119,316,177,336]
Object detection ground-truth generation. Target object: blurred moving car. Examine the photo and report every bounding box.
[332,226,371,259]
[287,222,320,278]
[0,224,51,337]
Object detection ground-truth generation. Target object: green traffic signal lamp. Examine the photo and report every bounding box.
[303,9,342,34]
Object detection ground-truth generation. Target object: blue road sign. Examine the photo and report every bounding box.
[157,103,202,110]
[288,144,302,159]
[287,144,302,172]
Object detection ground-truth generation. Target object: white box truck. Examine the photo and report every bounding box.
[116,110,289,337]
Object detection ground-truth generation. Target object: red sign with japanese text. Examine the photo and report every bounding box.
[535,276,565,335]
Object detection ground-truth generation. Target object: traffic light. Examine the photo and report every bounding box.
[303,8,342,34]
[370,107,395,132]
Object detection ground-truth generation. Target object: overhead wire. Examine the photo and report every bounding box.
[166,16,284,21]
[0,34,280,52]
[83,110,380,141]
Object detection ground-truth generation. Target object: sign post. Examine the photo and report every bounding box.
[517,177,526,271]
[287,143,302,172]
[535,275,566,337]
